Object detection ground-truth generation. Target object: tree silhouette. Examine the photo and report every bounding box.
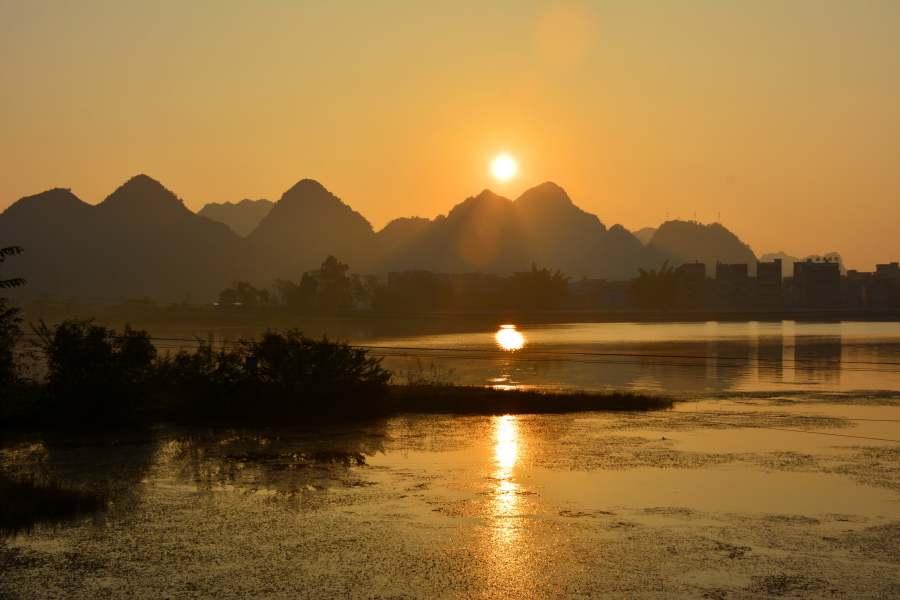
[1,246,26,384]
[314,255,354,310]
[504,263,570,310]
[30,318,157,423]
[629,261,677,317]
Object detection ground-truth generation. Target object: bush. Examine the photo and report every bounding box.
[241,329,391,401]
[30,318,157,425]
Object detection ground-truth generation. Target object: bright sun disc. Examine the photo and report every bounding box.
[492,156,516,180]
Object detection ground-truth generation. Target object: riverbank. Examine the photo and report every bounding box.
[0,385,674,430]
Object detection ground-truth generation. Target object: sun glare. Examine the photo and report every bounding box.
[491,155,516,181]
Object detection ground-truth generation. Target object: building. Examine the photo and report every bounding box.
[715,262,748,310]
[755,258,782,309]
[793,258,840,310]
[843,262,900,310]
[675,262,706,310]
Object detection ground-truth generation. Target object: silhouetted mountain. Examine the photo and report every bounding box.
[759,251,846,277]
[514,182,607,276]
[0,175,246,303]
[374,216,438,265]
[198,199,274,236]
[246,179,375,280]
[373,190,537,275]
[632,227,657,246]
[647,220,758,276]
[2,176,775,303]
[371,182,650,280]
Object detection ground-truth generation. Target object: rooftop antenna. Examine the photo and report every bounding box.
[718,212,721,223]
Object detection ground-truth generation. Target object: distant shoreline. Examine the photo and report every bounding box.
[15,304,900,328]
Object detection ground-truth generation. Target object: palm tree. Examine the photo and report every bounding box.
[505,263,570,310]
[629,260,677,317]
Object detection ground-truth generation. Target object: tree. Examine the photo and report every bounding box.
[0,246,26,385]
[504,263,570,310]
[629,261,677,317]
[241,328,391,397]
[218,282,270,308]
[313,255,354,310]
[30,318,157,423]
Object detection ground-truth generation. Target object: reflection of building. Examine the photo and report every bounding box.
[843,262,900,310]
[716,262,748,310]
[755,259,782,309]
[675,262,706,310]
[793,258,840,310]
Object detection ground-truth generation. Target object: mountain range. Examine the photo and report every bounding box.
[0,174,832,304]
[197,199,273,237]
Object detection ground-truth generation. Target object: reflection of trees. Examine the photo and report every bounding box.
[156,423,392,495]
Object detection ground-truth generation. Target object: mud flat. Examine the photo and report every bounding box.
[1,391,898,599]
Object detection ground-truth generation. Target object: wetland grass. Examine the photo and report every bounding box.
[382,386,674,416]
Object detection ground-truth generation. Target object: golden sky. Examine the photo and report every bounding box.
[1,1,897,270]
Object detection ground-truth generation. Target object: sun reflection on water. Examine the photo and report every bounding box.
[495,325,525,351]
[492,415,521,517]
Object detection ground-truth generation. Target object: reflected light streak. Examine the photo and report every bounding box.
[493,415,520,516]
[495,325,525,351]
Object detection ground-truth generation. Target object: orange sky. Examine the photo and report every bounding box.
[1,1,898,270]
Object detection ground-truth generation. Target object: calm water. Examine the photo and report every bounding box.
[153,320,900,392]
[3,395,899,598]
[360,321,900,392]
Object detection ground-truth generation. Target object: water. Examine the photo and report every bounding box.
[2,393,898,598]
[153,319,900,391]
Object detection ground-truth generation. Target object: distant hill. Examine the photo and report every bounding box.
[372,189,537,275]
[2,176,778,303]
[198,199,273,236]
[369,182,650,280]
[0,175,246,303]
[632,227,657,246]
[514,182,607,276]
[246,179,375,281]
[647,220,758,276]
[759,251,846,277]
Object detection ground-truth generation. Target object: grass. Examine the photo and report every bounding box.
[0,473,106,537]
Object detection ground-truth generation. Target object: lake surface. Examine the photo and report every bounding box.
[153,320,900,392]
[2,392,898,598]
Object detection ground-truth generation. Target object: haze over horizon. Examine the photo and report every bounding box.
[2,1,898,271]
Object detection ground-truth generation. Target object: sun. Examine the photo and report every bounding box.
[491,155,516,181]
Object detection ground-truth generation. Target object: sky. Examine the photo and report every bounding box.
[1,0,898,270]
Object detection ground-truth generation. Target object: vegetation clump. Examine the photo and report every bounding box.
[0,474,106,537]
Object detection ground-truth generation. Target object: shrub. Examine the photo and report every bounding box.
[30,318,156,425]
[241,328,391,399]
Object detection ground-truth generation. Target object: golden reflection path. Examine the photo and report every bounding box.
[488,414,526,582]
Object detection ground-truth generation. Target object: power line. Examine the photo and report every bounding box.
[16,331,900,368]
